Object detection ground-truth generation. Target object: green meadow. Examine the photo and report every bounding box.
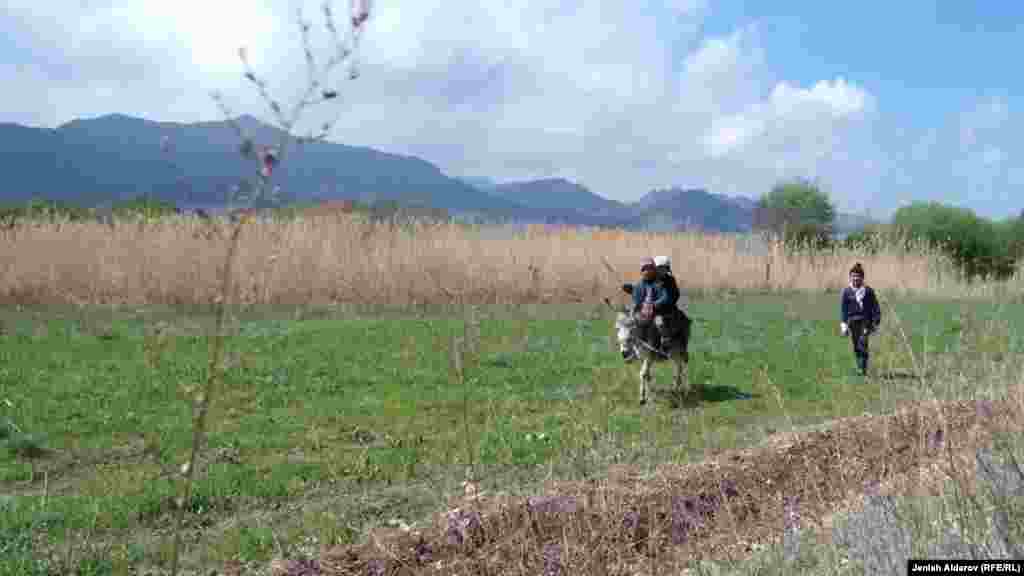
[1,293,1021,574]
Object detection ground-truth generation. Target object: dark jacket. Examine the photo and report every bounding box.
[657,274,681,315]
[841,285,881,329]
[632,278,669,312]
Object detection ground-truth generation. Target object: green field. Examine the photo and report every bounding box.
[2,293,1021,574]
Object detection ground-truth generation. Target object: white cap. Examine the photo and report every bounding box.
[653,255,671,268]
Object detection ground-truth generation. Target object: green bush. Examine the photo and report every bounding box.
[0,198,92,227]
[998,211,1024,262]
[110,195,179,220]
[892,201,1019,282]
[842,224,890,255]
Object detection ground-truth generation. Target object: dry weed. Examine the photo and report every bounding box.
[4,219,1018,306]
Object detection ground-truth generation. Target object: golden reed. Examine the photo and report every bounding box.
[1,215,1019,306]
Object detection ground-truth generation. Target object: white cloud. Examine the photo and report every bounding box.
[14,0,1015,218]
[875,93,1021,219]
[982,145,1004,168]
[704,113,763,158]
[949,96,1019,214]
[773,78,870,119]
[705,77,872,159]
[671,0,708,16]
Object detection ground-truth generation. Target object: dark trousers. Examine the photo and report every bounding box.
[636,308,690,351]
[633,318,658,349]
[655,309,690,346]
[848,318,871,373]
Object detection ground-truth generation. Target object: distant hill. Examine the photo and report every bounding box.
[0,113,552,220]
[468,180,876,233]
[457,176,500,192]
[834,211,876,235]
[485,178,627,218]
[0,113,876,233]
[626,187,754,232]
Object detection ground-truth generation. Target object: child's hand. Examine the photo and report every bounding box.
[640,301,654,321]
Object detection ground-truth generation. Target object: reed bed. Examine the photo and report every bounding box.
[1,214,1019,307]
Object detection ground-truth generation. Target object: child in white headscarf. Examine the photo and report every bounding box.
[840,262,881,376]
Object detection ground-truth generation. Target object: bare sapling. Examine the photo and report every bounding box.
[166,2,372,574]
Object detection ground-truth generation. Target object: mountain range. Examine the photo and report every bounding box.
[0,113,873,233]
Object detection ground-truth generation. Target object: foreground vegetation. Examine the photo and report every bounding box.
[2,188,1023,575]
[2,201,1024,573]
[2,290,1022,574]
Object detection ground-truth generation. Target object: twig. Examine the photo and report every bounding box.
[169,218,246,575]
[167,6,372,573]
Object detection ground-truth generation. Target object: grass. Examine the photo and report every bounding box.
[1,291,1021,574]
[706,429,1024,575]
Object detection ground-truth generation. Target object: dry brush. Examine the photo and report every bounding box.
[2,215,1019,307]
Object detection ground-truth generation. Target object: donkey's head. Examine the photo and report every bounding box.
[614,306,638,359]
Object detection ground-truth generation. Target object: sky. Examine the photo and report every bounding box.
[2,1,1022,219]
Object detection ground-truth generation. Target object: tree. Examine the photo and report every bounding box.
[892,201,1018,281]
[753,179,836,250]
[1007,209,1024,261]
[164,2,373,574]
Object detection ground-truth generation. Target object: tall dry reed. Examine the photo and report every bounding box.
[3,215,1018,306]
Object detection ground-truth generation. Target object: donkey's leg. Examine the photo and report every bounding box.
[673,353,685,396]
[677,325,691,397]
[639,356,651,405]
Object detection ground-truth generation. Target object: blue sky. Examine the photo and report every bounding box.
[2,1,1021,219]
[703,2,1021,124]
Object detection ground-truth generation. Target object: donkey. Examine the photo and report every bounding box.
[608,296,691,406]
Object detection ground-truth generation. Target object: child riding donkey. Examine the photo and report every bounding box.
[622,256,689,361]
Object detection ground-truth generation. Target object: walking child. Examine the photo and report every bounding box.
[840,262,881,375]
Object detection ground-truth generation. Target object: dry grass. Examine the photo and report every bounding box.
[266,397,1024,576]
[3,215,1019,307]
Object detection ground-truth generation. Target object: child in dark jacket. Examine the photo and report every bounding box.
[620,258,667,359]
[653,255,688,349]
[840,262,882,375]
[653,257,680,314]
[631,257,669,319]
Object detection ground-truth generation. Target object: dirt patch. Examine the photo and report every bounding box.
[7,438,245,495]
[2,438,153,497]
[265,397,1021,575]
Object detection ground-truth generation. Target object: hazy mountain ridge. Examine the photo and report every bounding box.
[0,113,874,232]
